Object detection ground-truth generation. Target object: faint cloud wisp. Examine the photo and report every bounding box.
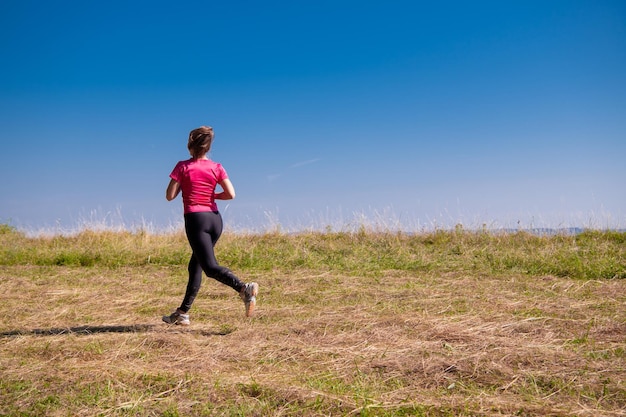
[290,158,321,169]
[267,158,321,182]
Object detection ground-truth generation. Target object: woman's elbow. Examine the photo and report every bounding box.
[165,189,179,201]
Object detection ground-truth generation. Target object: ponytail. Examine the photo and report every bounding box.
[187,126,214,158]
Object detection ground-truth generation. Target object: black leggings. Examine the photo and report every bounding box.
[179,211,244,313]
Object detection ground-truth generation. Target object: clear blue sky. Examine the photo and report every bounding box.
[1,0,625,233]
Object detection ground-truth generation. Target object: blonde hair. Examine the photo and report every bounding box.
[187,126,214,158]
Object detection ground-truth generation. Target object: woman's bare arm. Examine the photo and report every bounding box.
[166,179,181,201]
[215,178,236,200]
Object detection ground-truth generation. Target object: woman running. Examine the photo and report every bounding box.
[162,126,258,326]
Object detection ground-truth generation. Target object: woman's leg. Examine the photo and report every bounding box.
[181,212,245,312]
[178,254,202,313]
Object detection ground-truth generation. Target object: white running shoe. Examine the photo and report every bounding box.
[162,311,190,326]
[240,283,259,317]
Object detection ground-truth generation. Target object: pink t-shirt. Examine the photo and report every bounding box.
[170,158,229,213]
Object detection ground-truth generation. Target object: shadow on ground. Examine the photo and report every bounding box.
[0,324,235,338]
[0,324,156,337]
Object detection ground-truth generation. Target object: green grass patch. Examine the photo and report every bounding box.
[2,227,624,280]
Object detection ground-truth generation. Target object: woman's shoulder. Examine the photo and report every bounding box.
[205,159,228,176]
[174,157,193,164]
[176,158,225,169]
[203,159,225,168]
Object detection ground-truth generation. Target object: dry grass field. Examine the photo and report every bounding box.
[0,226,624,416]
